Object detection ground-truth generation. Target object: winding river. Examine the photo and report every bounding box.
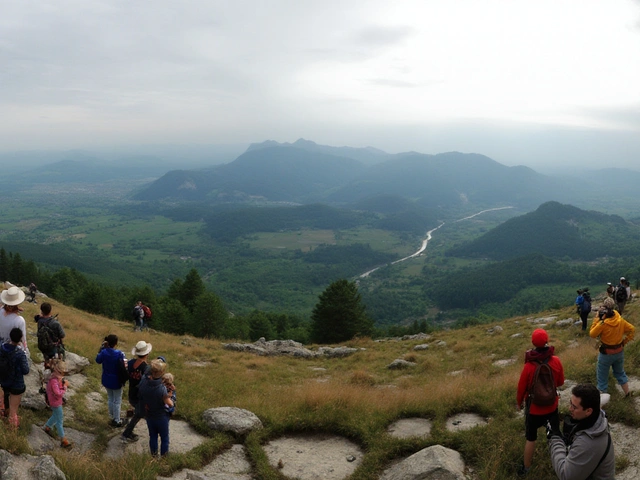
[358,206,514,278]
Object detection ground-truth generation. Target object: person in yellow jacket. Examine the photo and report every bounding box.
[590,297,635,395]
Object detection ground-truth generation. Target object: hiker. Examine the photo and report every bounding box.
[35,302,65,364]
[43,359,72,448]
[96,334,129,427]
[590,297,634,395]
[0,328,30,428]
[0,286,28,353]
[614,276,630,314]
[121,340,153,443]
[133,301,145,332]
[28,283,37,303]
[606,283,615,299]
[515,328,565,476]
[161,372,177,416]
[547,383,614,479]
[574,288,591,332]
[138,358,174,456]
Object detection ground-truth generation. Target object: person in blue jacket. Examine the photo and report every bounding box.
[96,334,128,427]
[0,328,30,429]
[138,358,173,456]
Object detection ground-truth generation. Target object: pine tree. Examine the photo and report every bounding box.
[190,292,228,338]
[310,279,373,344]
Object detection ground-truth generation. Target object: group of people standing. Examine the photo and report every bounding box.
[517,282,635,478]
[96,334,176,456]
[0,285,176,456]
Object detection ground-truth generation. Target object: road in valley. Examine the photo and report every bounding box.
[358,206,514,278]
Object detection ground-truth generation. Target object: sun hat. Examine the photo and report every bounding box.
[1,286,25,306]
[53,361,68,374]
[131,340,152,357]
[531,329,549,348]
[620,277,626,281]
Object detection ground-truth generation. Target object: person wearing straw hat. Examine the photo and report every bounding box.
[0,286,28,353]
[121,340,152,443]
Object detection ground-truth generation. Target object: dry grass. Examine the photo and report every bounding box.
[9,292,640,479]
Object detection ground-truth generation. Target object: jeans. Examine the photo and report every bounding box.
[596,351,628,392]
[106,387,123,421]
[146,415,170,456]
[45,405,65,438]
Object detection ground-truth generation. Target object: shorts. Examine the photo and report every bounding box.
[525,408,560,441]
[2,386,27,396]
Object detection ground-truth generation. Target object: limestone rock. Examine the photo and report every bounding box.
[401,333,431,341]
[63,351,91,374]
[413,344,429,351]
[0,450,66,480]
[387,359,417,370]
[486,325,503,335]
[203,407,263,435]
[380,444,467,480]
[222,339,357,358]
[387,418,432,439]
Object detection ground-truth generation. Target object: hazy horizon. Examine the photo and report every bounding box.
[2,0,640,170]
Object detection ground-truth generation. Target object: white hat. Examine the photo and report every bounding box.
[132,340,152,357]
[1,286,25,306]
[620,277,626,282]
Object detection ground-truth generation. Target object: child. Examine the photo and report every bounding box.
[43,359,72,448]
[161,373,177,415]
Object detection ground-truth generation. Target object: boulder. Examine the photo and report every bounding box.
[0,450,66,480]
[380,445,467,480]
[413,344,429,351]
[203,407,263,435]
[387,359,416,370]
[63,351,91,374]
[222,339,357,358]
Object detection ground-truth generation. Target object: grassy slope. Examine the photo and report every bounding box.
[2,287,640,479]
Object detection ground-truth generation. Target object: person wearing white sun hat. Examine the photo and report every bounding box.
[0,286,28,353]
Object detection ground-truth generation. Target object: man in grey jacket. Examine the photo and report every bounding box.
[547,384,614,480]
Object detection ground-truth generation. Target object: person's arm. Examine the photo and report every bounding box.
[589,317,605,338]
[19,350,30,375]
[550,434,605,480]
[623,320,635,345]
[516,365,531,409]
[55,322,65,340]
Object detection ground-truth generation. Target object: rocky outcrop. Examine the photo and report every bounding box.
[222,338,358,358]
[387,359,417,370]
[380,445,467,480]
[0,450,66,480]
[203,407,263,435]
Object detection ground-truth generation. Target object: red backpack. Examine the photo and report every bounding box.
[141,305,152,319]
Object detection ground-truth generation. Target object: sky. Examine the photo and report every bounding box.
[2,0,640,170]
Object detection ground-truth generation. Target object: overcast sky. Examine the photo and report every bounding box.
[2,0,640,169]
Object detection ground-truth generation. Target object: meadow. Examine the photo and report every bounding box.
[2,288,638,479]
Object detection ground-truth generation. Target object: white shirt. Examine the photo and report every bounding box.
[0,307,28,352]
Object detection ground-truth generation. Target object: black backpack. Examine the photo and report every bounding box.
[0,347,12,382]
[529,358,557,407]
[581,293,592,314]
[616,286,628,302]
[37,318,59,353]
[118,357,130,386]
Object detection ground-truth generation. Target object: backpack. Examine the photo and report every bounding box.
[118,357,130,386]
[37,318,59,353]
[529,358,557,407]
[141,305,152,319]
[0,347,12,382]
[616,286,628,302]
[581,293,592,314]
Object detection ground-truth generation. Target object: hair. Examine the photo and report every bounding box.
[150,358,167,378]
[603,297,615,309]
[40,302,52,315]
[9,327,23,343]
[4,304,20,313]
[105,334,118,348]
[51,359,67,375]
[162,373,174,385]
[572,384,600,412]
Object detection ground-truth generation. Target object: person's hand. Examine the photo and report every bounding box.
[546,421,562,441]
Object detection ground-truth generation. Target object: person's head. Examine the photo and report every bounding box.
[51,359,68,376]
[105,334,118,348]
[531,328,548,349]
[149,358,167,379]
[620,276,626,284]
[9,327,23,344]
[1,286,25,311]
[40,302,52,316]
[131,340,152,358]
[162,372,174,386]
[576,289,582,295]
[570,384,600,420]
[603,297,615,310]
[137,301,142,306]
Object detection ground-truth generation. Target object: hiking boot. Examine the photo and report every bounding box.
[60,438,73,449]
[121,433,139,443]
[43,425,56,438]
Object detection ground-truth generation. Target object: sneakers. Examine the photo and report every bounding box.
[109,418,130,428]
[121,433,139,443]
[60,438,73,449]
[516,464,530,477]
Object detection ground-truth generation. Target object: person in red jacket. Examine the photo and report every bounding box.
[515,329,565,476]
